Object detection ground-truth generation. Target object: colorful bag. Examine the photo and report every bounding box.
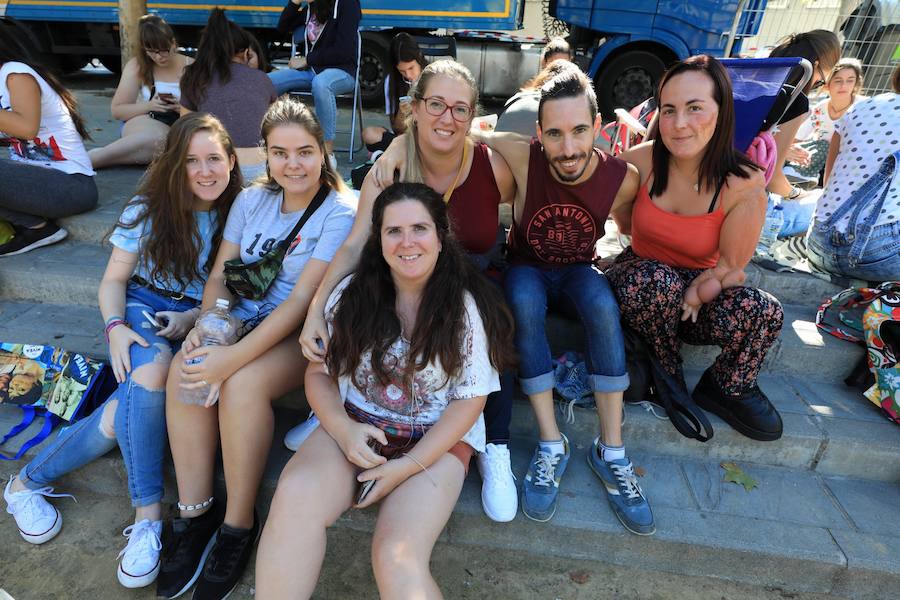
[0,343,116,460]
[815,281,900,343]
[862,289,900,424]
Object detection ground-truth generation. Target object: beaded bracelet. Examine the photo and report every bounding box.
[177,496,214,512]
[104,319,127,343]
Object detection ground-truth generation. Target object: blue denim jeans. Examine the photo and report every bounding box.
[268,67,356,142]
[504,264,629,395]
[21,283,198,507]
[807,150,900,282]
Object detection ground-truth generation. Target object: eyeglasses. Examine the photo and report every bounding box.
[420,96,474,122]
[144,48,172,57]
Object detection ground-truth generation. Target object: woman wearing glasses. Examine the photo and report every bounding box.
[293,60,521,524]
[89,15,193,169]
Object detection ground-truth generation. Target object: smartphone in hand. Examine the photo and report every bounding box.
[141,310,168,328]
[158,93,177,104]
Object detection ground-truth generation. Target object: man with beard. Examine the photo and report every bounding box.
[489,66,652,534]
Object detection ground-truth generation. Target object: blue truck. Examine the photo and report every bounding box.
[0,0,767,116]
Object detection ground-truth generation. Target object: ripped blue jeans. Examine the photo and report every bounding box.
[20,283,198,507]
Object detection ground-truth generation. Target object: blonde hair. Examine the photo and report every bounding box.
[259,95,348,194]
[403,60,478,184]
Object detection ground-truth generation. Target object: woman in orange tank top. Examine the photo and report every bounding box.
[605,55,785,442]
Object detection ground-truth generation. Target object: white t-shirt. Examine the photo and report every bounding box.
[325,276,500,452]
[223,184,356,319]
[0,62,94,176]
[815,93,900,232]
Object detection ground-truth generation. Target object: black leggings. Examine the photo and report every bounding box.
[0,159,98,228]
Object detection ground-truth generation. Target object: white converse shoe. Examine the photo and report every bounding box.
[117,518,163,588]
[476,443,518,522]
[284,413,320,452]
[4,475,73,544]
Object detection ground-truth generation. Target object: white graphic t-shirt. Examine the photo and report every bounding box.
[325,276,500,452]
[0,62,94,175]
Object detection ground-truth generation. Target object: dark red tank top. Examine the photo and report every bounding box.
[508,139,626,265]
[447,142,501,255]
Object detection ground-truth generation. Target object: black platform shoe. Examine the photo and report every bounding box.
[692,368,783,441]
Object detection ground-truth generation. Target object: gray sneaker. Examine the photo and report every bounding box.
[521,434,570,522]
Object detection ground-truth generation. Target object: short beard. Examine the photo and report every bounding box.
[549,153,590,183]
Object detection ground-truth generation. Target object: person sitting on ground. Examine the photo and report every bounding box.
[360,32,427,156]
[0,18,96,256]
[786,58,865,185]
[270,0,362,167]
[180,8,276,182]
[539,36,572,70]
[766,30,840,236]
[156,97,356,600]
[3,113,241,590]
[298,59,519,523]
[611,55,784,442]
[806,63,900,282]
[255,182,514,599]
[88,15,192,169]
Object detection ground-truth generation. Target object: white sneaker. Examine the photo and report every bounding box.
[4,475,73,544]
[117,518,162,588]
[476,443,518,522]
[284,413,320,451]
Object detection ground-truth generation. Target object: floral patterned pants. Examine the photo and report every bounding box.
[605,248,784,394]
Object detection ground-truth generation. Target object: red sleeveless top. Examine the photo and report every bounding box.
[508,138,626,266]
[447,142,501,255]
[630,184,724,269]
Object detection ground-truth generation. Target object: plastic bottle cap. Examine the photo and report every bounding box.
[215,298,230,309]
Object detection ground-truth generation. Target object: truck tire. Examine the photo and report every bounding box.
[99,55,123,75]
[594,50,666,119]
[360,34,389,108]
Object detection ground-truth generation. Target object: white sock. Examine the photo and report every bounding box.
[539,438,565,456]
[599,441,625,462]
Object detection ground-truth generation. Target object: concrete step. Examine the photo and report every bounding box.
[2,403,897,599]
[547,301,863,384]
[0,242,107,306]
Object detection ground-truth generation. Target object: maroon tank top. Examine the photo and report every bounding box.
[447,142,501,255]
[508,138,626,265]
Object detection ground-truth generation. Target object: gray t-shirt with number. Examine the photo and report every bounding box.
[223,184,357,319]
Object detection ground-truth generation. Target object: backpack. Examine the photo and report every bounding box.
[816,282,900,424]
[0,343,116,460]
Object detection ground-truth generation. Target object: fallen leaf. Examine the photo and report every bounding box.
[568,570,590,584]
[634,466,647,477]
[720,461,758,492]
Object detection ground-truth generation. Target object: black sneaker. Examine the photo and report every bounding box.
[192,513,260,600]
[692,368,783,441]
[156,508,222,599]
[0,222,67,257]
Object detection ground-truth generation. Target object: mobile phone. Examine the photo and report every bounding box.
[141,310,168,328]
[159,93,176,103]
[356,479,376,505]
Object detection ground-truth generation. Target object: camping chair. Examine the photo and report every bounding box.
[289,30,364,162]
[607,57,813,156]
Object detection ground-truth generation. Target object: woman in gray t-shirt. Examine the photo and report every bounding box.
[159,97,356,597]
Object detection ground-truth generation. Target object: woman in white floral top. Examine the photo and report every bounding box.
[256,182,515,599]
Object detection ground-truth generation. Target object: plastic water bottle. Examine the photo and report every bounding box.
[755,196,784,257]
[180,298,238,406]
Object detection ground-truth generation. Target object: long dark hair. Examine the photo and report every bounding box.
[136,14,176,89]
[120,113,241,292]
[327,183,515,388]
[769,30,840,93]
[180,9,253,107]
[310,0,335,23]
[387,33,427,119]
[0,18,90,140]
[650,55,759,198]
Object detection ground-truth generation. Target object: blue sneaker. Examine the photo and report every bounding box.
[521,434,570,522]
[587,438,655,535]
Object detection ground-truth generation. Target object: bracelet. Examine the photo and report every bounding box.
[177,496,214,512]
[104,315,124,325]
[104,319,127,342]
[402,453,437,487]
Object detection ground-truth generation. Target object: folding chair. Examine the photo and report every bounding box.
[288,30,364,162]
[607,57,813,156]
